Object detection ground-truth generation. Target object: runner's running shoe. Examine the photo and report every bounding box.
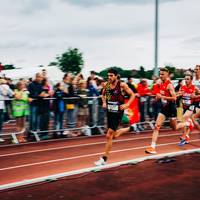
[185,135,190,144]
[94,157,106,166]
[145,147,157,154]
[178,139,186,146]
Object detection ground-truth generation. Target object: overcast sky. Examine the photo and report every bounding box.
[0,0,200,75]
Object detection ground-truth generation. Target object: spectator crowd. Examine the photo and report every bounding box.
[0,67,192,143]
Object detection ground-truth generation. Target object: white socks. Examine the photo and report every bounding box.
[151,142,156,149]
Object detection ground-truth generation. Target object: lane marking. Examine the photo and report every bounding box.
[0,139,199,171]
[0,128,175,148]
[0,132,196,157]
[0,148,200,191]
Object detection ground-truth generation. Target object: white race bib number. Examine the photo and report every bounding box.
[107,101,119,113]
[140,97,146,102]
[183,99,191,105]
[161,99,167,105]
[189,105,195,111]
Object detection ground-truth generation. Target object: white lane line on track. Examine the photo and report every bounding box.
[0,139,200,171]
[0,131,196,158]
[0,128,175,148]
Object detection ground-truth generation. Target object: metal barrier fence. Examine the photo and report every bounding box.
[0,96,105,143]
[0,96,178,144]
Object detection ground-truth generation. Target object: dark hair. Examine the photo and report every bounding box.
[90,71,96,75]
[55,82,61,88]
[160,67,169,73]
[63,73,68,80]
[127,76,132,80]
[42,78,48,86]
[185,74,193,80]
[108,68,118,76]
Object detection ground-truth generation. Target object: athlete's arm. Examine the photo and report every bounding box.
[120,82,135,110]
[176,87,184,97]
[191,86,200,99]
[101,82,107,109]
[166,84,177,100]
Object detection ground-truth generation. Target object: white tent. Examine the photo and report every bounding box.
[1,66,65,83]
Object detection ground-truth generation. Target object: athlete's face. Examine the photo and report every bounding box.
[195,65,200,76]
[108,73,117,83]
[185,75,192,85]
[159,71,169,81]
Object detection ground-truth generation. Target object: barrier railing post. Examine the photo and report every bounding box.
[148,121,155,130]
[31,131,40,142]
[11,133,19,144]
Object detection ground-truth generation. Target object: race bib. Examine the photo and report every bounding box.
[161,99,167,105]
[140,97,146,102]
[107,101,119,113]
[182,99,191,105]
[189,105,195,111]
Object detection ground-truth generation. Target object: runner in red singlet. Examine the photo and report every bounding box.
[176,74,197,146]
[145,68,177,154]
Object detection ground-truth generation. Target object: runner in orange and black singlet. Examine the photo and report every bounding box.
[104,80,125,131]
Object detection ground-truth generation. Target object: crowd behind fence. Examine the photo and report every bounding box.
[0,69,185,144]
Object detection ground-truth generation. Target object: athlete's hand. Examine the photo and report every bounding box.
[102,102,107,109]
[156,93,162,99]
[190,93,196,99]
[120,103,129,110]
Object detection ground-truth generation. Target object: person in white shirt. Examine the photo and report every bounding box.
[0,78,14,142]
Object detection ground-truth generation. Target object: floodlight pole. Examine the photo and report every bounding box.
[154,0,159,76]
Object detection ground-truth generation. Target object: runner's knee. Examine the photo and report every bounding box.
[154,124,161,131]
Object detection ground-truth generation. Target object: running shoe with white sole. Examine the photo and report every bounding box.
[129,124,140,133]
[178,139,186,146]
[145,147,157,154]
[94,157,106,166]
[185,136,190,144]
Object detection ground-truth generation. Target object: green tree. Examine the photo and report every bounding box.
[53,48,84,74]
[3,64,15,70]
[98,67,132,79]
[137,66,146,78]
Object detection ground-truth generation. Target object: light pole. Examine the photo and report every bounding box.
[154,0,159,76]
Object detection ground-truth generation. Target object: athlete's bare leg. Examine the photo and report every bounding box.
[192,108,200,131]
[145,113,166,154]
[151,113,166,144]
[114,127,130,138]
[176,110,193,130]
[103,128,115,158]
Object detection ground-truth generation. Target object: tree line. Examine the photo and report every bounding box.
[1,47,186,79]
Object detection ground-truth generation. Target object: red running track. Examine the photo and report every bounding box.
[0,129,200,188]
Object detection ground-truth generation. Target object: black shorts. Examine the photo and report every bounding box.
[190,102,200,113]
[107,111,124,131]
[160,102,177,118]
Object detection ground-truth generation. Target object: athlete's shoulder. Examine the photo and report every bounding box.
[120,81,129,88]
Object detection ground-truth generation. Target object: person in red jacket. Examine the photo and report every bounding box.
[137,79,151,130]
[0,62,4,72]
